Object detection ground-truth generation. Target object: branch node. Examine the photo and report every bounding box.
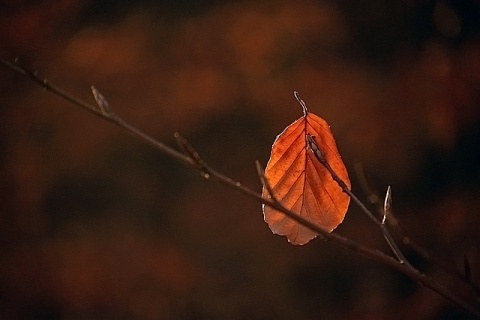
[308,133,409,266]
[174,132,210,178]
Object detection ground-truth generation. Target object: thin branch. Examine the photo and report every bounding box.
[354,162,430,258]
[2,58,479,318]
[354,162,480,295]
[306,133,410,267]
[0,59,196,168]
[255,161,479,318]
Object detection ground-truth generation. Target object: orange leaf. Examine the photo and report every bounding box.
[262,95,350,245]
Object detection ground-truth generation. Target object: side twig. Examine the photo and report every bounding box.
[306,133,410,267]
[354,162,480,296]
[255,160,277,202]
[354,162,433,259]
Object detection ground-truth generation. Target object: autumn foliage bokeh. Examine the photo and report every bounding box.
[1,0,480,319]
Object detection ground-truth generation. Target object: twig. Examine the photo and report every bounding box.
[297,91,408,265]
[255,160,277,202]
[1,58,479,318]
[354,162,480,297]
[354,162,431,259]
[174,132,211,179]
[306,133,410,267]
[255,160,479,317]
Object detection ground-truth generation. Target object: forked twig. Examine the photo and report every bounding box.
[296,92,408,265]
[355,162,480,296]
[354,162,431,259]
[306,133,411,267]
[1,58,479,318]
[174,132,211,179]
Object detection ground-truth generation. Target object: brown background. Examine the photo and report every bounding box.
[1,0,480,319]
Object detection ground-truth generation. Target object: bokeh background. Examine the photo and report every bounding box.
[1,0,480,319]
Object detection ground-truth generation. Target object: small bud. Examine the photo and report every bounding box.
[382,186,392,224]
[91,86,111,115]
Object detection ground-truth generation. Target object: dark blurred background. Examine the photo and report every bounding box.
[1,0,480,319]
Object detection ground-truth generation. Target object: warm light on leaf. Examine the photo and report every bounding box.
[262,94,350,245]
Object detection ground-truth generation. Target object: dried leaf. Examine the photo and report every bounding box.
[262,98,350,245]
